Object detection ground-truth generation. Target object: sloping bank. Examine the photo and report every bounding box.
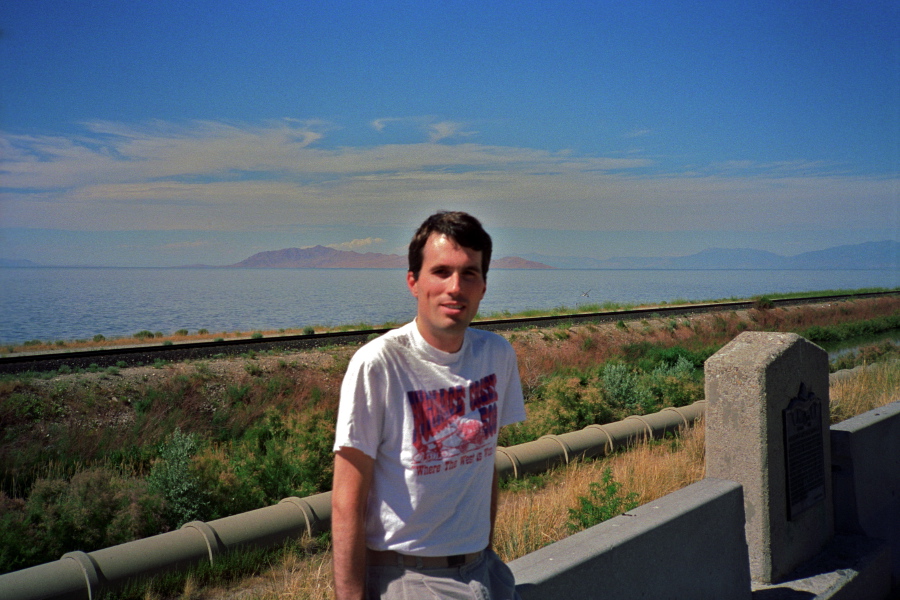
[0,401,706,599]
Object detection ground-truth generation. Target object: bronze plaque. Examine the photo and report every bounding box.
[783,383,825,520]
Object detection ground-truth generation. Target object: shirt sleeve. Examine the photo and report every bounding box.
[333,349,386,459]
[498,340,527,428]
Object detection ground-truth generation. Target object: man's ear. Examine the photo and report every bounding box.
[406,271,419,298]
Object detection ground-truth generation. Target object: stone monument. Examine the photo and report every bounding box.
[705,331,833,583]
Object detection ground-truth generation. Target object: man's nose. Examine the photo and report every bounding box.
[446,272,461,293]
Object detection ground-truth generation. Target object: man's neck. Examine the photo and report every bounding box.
[414,319,466,353]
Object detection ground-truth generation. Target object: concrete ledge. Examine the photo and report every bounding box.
[510,477,751,600]
[751,535,891,600]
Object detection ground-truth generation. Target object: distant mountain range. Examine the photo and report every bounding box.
[3,240,897,270]
[0,258,40,268]
[519,240,900,270]
[223,245,554,269]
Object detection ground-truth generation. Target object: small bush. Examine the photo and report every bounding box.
[753,296,775,310]
[134,330,154,340]
[601,363,653,412]
[175,329,189,336]
[245,362,263,376]
[0,468,165,573]
[93,334,106,342]
[148,429,209,528]
[303,326,315,336]
[567,467,639,533]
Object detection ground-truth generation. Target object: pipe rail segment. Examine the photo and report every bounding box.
[0,401,707,599]
[2,291,895,375]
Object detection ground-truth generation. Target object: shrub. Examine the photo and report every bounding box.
[646,356,704,408]
[175,329,189,336]
[753,296,775,310]
[196,411,336,518]
[303,326,315,335]
[134,330,154,340]
[567,467,639,533]
[147,429,209,528]
[601,363,653,412]
[245,362,263,376]
[93,334,106,342]
[0,468,165,573]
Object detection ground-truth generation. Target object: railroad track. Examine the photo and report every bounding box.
[1,291,896,375]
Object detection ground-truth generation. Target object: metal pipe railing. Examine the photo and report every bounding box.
[0,401,706,599]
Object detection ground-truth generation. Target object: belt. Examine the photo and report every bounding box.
[367,549,483,569]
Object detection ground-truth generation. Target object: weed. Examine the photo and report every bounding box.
[226,384,252,403]
[566,467,639,533]
[245,362,263,376]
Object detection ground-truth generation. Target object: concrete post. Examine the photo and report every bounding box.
[705,331,833,584]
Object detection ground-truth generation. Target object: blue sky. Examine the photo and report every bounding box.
[1,1,898,267]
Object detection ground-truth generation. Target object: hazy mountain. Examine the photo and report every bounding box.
[0,258,41,267]
[226,246,553,269]
[520,240,900,270]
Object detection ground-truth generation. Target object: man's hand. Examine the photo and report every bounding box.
[332,447,375,600]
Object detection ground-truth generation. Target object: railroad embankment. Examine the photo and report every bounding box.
[0,295,898,582]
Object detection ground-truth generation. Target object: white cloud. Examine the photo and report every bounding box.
[427,121,477,142]
[325,237,386,251]
[0,119,896,236]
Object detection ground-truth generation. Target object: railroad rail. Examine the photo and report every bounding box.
[1,291,896,375]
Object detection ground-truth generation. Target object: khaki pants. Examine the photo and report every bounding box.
[366,548,520,600]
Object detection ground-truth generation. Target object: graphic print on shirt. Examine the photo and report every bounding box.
[406,373,499,475]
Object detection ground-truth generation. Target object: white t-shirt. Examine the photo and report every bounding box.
[333,320,526,556]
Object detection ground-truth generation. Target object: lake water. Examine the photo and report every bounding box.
[1,267,898,345]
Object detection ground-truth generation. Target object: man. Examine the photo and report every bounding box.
[332,211,527,600]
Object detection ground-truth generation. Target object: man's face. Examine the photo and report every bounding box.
[407,233,486,353]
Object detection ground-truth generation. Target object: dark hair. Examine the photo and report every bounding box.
[408,211,492,280]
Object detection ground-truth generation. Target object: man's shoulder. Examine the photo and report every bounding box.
[466,327,514,353]
[351,322,415,361]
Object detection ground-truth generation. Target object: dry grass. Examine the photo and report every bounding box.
[493,423,706,563]
[197,549,334,600]
[830,359,900,424]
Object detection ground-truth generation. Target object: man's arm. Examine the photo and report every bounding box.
[333,446,375,600]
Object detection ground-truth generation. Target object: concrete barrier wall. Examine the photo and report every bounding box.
[831,400,900,589]
[510,478,752,600]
